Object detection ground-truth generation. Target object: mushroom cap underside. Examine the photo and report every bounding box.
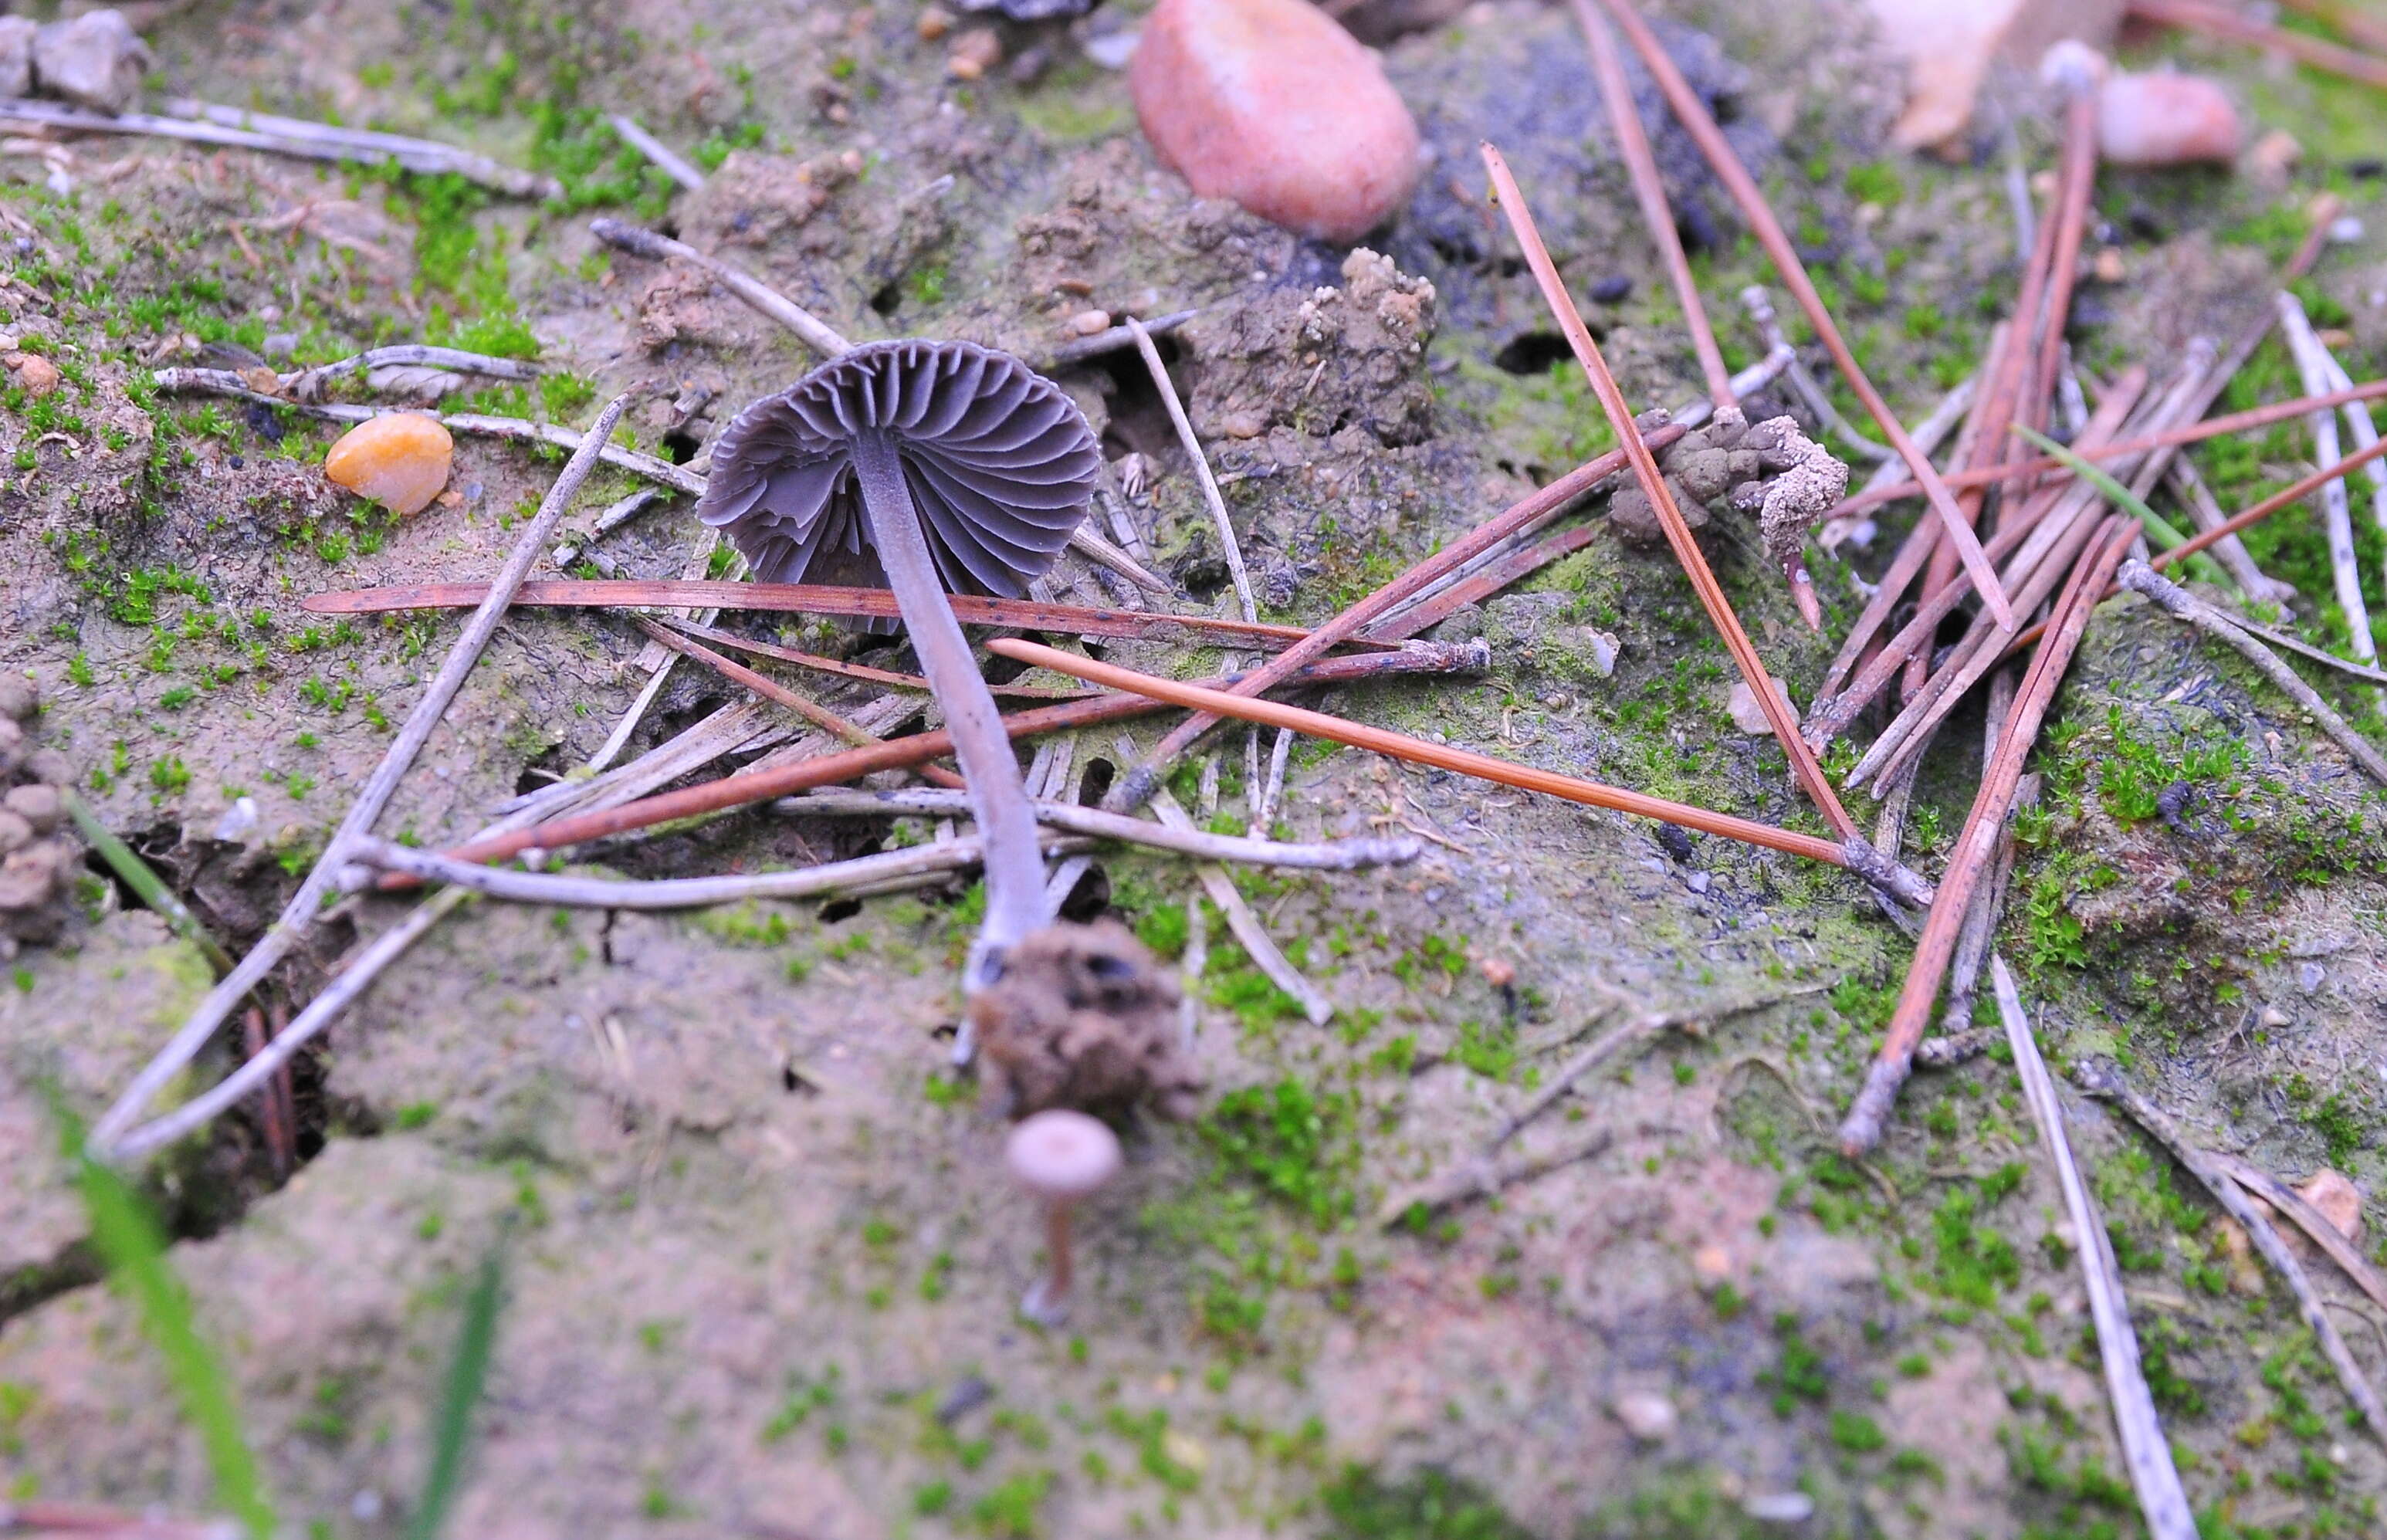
[696,337,1102,597]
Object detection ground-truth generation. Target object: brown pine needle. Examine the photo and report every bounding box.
[2158,432,2387,569]
[2130,0,2387,90]
[988,637,1935,905]
[1568,0,1734,409]
[1480,142,1857,841]
[303,578,1363,654]
[1592,0,2015,627]
[632,618,970,790]
[1831,377,2387,517]
[1839,516,2138,1153]
[406,644,1488,880]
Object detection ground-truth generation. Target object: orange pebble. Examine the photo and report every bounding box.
[323,412,453,516]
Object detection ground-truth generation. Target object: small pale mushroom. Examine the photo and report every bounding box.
[1006,1108,1122,1326]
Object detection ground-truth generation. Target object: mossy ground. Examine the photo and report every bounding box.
[2,0,2385,1535]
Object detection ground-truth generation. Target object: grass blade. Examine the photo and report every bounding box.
[56,1100,275,1539]
[408,1239,507,1540]
[2012,424,2228,585]
[61,790,235,977]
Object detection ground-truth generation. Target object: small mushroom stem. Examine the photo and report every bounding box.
[849,432,1050,983]
[1027,1201,1076,1322]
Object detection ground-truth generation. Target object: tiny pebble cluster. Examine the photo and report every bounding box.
[0,680,82,959]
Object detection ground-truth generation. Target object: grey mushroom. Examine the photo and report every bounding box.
[696,340,1100,989]
[1006,1108,1122,1326]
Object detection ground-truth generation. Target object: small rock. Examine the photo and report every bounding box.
[6,352,61,397]
[2091,247,2125,283]
[1082,27,1140,71]
[2247,127,2302,182]
[917,5,954,40]
[1686,870,1712,895]
[946,26,1002,80]
[0,677,34,722]
[2296,1169,2362,1242]
[213,795,260,844]
[1727,679,1798,736]
[1589,274,1633,304]
[32,8,153,113]
[1129,0,1424,244]
[0,17,36,99]
[2097,72,2242,168]
[1215,409,1268,439]
[323,412,454,517]
[935,1375,995,1425]
[3,784,61,836]
[0,811,30,857]
[2258,1004,2291,1030]
[1611,1392,1677,1444]
[0,718,22,779]
[1691,1243,1732,1285]
[2297,961,2324,994]
[1065,308,1112,337]
[1477,955,1515,989]
[1744,1491,1816,1525]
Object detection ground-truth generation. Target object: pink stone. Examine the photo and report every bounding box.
[2097,72,2243,168]
[1129,0,1423,244]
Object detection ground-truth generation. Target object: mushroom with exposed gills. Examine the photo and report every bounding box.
[1006,1108,1123,1326]
[697,339,1102,991]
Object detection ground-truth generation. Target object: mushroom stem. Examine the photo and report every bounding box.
[1028,1203,1075,1323]
[848,432,1051,984]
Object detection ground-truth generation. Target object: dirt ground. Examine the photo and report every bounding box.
[3,0,2386,1536]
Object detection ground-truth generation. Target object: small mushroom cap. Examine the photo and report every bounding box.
[697,338,1102,600]
[1005,1108,1123,1201]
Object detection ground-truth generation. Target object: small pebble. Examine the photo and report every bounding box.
[213,795,260,843]
[323,412,453,517]
[1744,1491,1815,1525]
[1065,308,1112,337]
[3,784,61,835]
[2097,72,2242,168]
[1216,409,1268,439]
[916,4,954,39]
[1691,1243,1731,1285]
[31,8,151,113]
[946,26,1002,80]
[2297,961,2324,994]
[0,811,29,857]
[2247,127,2302,181]
[5,352,60,397]
[2091,247,2125,283]
[1129,0,1424,243]
[1611,1392,1677,1444]
[1477,955,1515,989]
[0,678,33,722]
[2295,1169,2362,1242]
[1726,679,1797,736]
[1589,274,1633,303]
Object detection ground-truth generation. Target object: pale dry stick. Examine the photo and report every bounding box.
[1255,726,1295,832]
[2206,1151,2387,1314]
[1140,762,1332,1024]
[1856,371,1979,500]
[1829,378,2387,519]
[1481,144,1857,841]
[1940,667,2028,1038]
[1741,286,1891,465]
[1178,892,1207,1051]
[1838,517,2137,1154]
[2074,1059,2387,1443]
[2317,347,2387,615]
[107,886,476,1162]
[144,377,709,496]
[1593,0,2014,626]
[2158,432,2387,570]
[91,393,631,1156]
[777,787,1426,871]
[1989,961,2197,1540]
[1571,0,1735,408]
[1376,1129,1616,1227]
[2165,431,2297,605]
[2116,560,2387,784]
[1489,986,1828,1152]
[607,114,706,191]
[2227,611,2387,685]
[0,96,559,197]
[592,532,730,773]
[999,639,1935,902]
[590,216,853,357]
[2277,292,2383,692]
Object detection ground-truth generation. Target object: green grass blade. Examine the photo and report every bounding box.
[59,790,235,977]
[55,1102,275,1539]
[408,1240,508,1540]
[2010,425,2228,586]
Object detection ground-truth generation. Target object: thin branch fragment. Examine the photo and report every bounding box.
[93,394,633,1157]
[591,216,853,357]
[2206,1151,2387,1315]
[2076,1059,2387,1443]
[1990,960,2197,1540]
[607,114,706,191]
[2116,561,2387,784]
[2128,0,2387,90]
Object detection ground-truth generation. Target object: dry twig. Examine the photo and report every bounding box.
[93,394,633,1158]
[607,114,706,191]
[1991,960,2197,1540]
